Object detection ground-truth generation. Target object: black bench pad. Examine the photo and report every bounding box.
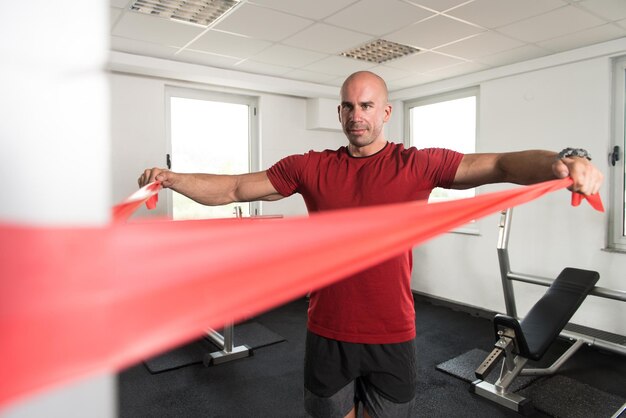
[494,267,599,361]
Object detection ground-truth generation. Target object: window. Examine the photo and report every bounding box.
[405,88,478,203]
[166,87,259,220]
[610,57,626,251]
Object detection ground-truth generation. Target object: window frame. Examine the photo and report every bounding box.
[609,56,626,252]
[165,85,260,218]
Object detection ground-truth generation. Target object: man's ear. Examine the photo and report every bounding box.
[383,103,392,122]
[337,105,342,123]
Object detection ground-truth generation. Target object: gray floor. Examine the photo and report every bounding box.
[118,296,626,417]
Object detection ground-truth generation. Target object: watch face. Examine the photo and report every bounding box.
[559,148,590,160]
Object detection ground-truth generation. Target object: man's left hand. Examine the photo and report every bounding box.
[552,157,604,195]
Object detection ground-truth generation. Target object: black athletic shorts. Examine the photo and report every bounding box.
[303,330,418,404]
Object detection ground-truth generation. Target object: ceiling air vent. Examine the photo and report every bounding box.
[129,0,240,27]
[340,39,419,64]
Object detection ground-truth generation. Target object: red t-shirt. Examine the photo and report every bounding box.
[266,142,463,344]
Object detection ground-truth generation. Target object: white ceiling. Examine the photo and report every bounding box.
[110,0,626,91]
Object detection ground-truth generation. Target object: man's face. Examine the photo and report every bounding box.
[338,74,391,149]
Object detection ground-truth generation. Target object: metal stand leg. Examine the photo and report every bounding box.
[203,206,252,366]
[203,323,252,366]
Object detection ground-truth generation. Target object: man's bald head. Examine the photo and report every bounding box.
[340,71,389,103]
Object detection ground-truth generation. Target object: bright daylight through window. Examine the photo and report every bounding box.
[406,88,478,203]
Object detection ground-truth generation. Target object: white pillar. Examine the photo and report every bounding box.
[0,0,110,225]
[0,1,114,417]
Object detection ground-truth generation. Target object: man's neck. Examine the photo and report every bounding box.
[348,139,388,157]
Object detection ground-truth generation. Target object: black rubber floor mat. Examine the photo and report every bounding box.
[518,374,625,418]
[143,321,285,373]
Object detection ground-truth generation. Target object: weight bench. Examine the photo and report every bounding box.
[470,267,600,414]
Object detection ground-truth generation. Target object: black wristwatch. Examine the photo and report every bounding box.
[557,148,592,161]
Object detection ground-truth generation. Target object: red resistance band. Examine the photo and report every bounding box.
[0,179,602,408]
[111,181,161,222]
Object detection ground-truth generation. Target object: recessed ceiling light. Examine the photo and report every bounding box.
[340,39,420,64]
[129,0,240,27]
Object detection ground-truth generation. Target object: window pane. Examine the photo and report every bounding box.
[410,95,476,202]
[170,96,250,220]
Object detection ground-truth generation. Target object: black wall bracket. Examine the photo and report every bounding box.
[610,146,620,166]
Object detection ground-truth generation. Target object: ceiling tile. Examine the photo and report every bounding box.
[324,0,434,36]
[175,49,244,68]
[385,15,485,50]
[112,11,205,47]
[111,0,130,8]
[110,7,122,29]
[386,51,465,72]
[326,76,348,87]
[424,60,488,78]
[282,68,339,84]
[282,23,373,54]
[476,44,552,67]
[247,0,357,20]
[447,0,566,29]
[214,3,313,42]
[234,59,293,76]
[578,0,626,21]
[187,30,272,58]
[249,44,327,67]
[497,5,606,43]
[302,56,376,76]
[108,0,626,90]
[110,36,180,59]
[405,0,474,13]
[368,65,415,82]
[436,31,525,59]
[537,23,626,52]
[388,73,440,90]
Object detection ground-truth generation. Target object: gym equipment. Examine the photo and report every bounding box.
[471,267,598,413]
[496,209,626,355]
[471,208,626,414]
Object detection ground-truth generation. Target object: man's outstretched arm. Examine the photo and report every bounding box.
[452,150,603,195]
[138,168,284,206]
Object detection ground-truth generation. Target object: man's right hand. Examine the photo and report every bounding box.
[138,168,176,188]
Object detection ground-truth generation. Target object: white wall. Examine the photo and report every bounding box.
[257,94,345,216]
[399,41,626,336]
[1,1,115,416]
